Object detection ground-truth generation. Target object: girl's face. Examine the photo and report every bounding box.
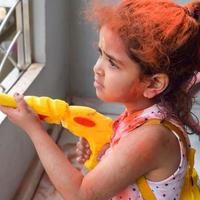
[93,26,150,107]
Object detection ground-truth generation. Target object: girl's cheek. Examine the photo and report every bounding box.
[132,82,146,99]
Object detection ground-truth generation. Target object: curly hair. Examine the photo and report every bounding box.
[86,0,200,134]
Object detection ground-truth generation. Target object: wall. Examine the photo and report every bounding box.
[30,0,70,99]
[69,0,98,98]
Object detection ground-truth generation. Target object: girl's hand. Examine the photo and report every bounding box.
[76,137,91,164]
[76,137,110,164]
[0,93,43,133]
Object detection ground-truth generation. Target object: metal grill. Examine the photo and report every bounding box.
[0,0,31,92]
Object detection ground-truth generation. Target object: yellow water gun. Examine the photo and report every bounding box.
[0,93,113,170]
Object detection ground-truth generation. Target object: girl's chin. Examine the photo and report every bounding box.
[96,91,116,102]
[96,91,105,100]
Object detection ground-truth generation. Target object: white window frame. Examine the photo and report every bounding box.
[0,0,31,92]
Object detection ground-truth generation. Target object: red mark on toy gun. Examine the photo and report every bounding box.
[73,117,96,127]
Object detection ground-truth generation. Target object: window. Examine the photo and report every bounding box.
[0,0,31,93]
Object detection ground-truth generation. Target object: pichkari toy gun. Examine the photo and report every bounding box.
[0,93,113,170]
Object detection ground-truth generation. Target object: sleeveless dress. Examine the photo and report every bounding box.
[103,104,189,200]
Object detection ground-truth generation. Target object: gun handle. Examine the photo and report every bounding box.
[62,106,113,170]
[84,138,105,170]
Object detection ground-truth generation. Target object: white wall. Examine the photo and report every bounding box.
[69,0,98,98]
[30,0,70,99]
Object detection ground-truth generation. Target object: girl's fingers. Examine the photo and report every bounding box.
[14,93,36,115]
[76,139,90,151]
[76,141,85,152]
[0,105,15,115]
[76,154,90,164]
[0,93,26,115]
[76,157,86,164]
[76,148,83,156]
[76,147,91,157]
[14,93,27,110]
[79,137,90,147]
[0,93,27,116]
[76,137,91,164]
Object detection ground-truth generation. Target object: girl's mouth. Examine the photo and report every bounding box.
[94,79,104,89]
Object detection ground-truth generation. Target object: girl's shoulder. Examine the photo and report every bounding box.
[128,122,180,156]
[125,123,182,181]
[111,103,185,146]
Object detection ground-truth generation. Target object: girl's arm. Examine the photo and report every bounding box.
[0,94,177,200]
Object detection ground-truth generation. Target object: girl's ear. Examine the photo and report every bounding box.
[143,73,169,99]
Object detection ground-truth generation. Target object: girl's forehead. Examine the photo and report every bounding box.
[99,26,126,53]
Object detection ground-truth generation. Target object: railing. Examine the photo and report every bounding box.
[0,0,31,93]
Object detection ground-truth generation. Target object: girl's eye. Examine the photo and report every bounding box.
[109,59,119,69]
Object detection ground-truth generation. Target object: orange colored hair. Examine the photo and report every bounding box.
[86,0,200,134]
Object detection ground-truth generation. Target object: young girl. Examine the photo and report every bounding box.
[0,0,200,199]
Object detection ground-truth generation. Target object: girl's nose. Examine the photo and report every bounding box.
[93,59,105,76]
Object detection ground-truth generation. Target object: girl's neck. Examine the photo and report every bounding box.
[124,99,155,115]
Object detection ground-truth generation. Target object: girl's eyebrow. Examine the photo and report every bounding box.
[98,47,124,66]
